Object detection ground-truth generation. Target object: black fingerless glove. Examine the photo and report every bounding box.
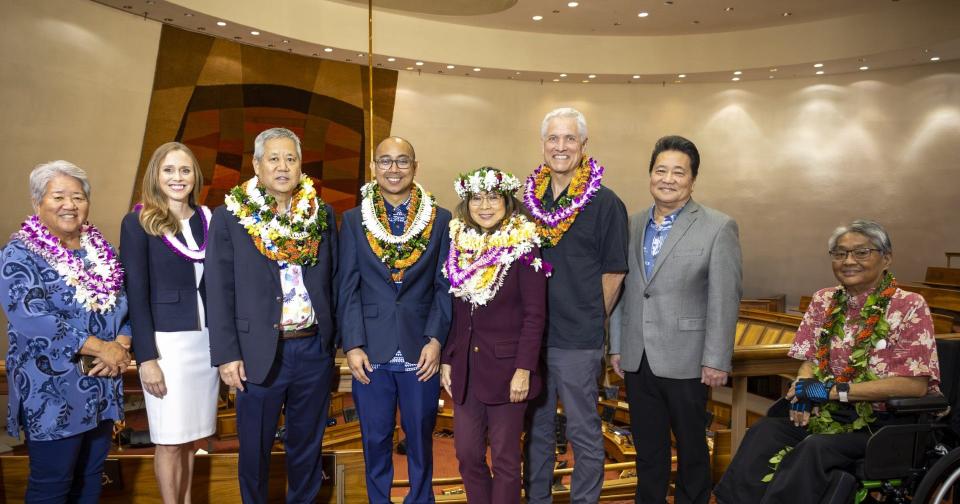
[795,378,833,405]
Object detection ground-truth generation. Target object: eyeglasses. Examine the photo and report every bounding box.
[468,194,504,207]
[375,156,413,170]
[828,248,882,261]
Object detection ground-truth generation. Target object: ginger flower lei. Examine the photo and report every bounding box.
[444,214,549,307]
[224,174,327,266]
[523,157,604,247]
[16,215,124,312]
[361,181,436,282]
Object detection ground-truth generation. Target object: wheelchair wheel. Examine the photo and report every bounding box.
[912,448,960,503]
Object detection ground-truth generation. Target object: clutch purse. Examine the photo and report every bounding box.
[76,355,97,375]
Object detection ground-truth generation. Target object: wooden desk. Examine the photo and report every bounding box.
[597,399,631,425]
[601,423,636,462]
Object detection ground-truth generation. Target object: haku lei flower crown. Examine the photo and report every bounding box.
[444,215,550,307]
[224,175,327,266]
[361,181,436,282]
[16,215,124,312]
[523,156,604,247]
[454,167,522,199]
[134,203,211,263]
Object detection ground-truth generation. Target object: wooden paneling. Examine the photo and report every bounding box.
[925,267,960,289]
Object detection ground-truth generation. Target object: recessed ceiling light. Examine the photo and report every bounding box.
[532,15,543,21]
[581,80,590,83]
[588,74,597,78]
[731,77,740,81]
[446,65,455,69]
[813,63,824,68]
[183,13,193,17]
[357,53,364,57]
[782,11,792,16]
[638,11,649,17]
[473,68,482,72]
[678,74,686,78]
[632,75,641,79]
[675,80,682,83]
[323,47,333,52]
[769,75,774,79]
[250,31,260,35]
[415,61,424,66]
[816,70,825,75]
[283,40,290,44]
[930,56,941,61]
[387,57,396,62]
[859,66,869,71]
[733,70,742,75]
[560,73,567,77]
[553,78,560,82]
[568,1,579,7]
[216,21,227,26]
[406,67,414,70]
[725,6,734,12]
[515,71,521,75]
[769,68,778,72]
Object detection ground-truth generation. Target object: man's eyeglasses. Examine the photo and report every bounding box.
[828,248,882,261]
[376,156,413,170]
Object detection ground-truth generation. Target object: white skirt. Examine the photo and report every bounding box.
[142,327,219,445]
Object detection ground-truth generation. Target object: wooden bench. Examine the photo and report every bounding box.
[924,266,960,290]
[739,294,786,312]
[900,283,960,312]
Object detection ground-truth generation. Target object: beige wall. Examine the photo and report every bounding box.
[392,65,960,305]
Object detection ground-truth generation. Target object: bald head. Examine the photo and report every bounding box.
[375,136,416,160]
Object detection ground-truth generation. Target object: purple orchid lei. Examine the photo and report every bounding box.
[523,157,604,227]
[444,245,513,288]
[16,214,124,312]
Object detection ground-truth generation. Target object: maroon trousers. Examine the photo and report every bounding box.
[453,380,528,503]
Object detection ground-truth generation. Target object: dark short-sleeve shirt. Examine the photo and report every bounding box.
[541,184,629,349]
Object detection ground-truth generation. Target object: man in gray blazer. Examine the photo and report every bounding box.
[609,135,742,504]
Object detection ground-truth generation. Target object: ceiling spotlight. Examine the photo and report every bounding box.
[560,73,568,77]
[553,78,560,82]
[588,74,597,78]
[415,61,424,66]
[725,6,734,12]
[533,15,544,21]
[473,68,482,72]
[446,65,455,69]
[731,77,740,81]
[358,53,365,57]
[632,75,641,79]
[323,47,333,52]
[678,74,686,78]
[769,68,778,72]
[769,75,774,79]
[782,11,792,16]
[859,66,869,70]
[816,70,825,75]
[930,56,941,61]
[581,80,590,83]
[638,11,649,17]
[250,31,260,35]
[568,1,579,6]
[733,70,742,75]
[813,63,824,68]
[283,40,290,44]
[216,21,227,26]
[387,57,396,62]
[406,67,414,70]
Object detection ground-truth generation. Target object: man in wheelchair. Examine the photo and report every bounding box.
[715,220,946,503]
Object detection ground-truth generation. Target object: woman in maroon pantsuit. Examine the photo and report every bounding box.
[441,167,549,503]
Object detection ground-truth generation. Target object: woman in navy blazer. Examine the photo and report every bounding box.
[441,167,548,503]
[119,142,219,504]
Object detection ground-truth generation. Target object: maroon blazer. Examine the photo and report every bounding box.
[443,249,547,405]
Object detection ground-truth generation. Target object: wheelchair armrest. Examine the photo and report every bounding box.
[885,393,949,415]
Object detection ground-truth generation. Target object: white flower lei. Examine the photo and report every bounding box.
[224,175,321,251]
[454,168,522,199]
[360,181,434,244]
[444,215,540,307]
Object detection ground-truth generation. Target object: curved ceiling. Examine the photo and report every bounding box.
[337,0,516,17]
[91,0,960,83]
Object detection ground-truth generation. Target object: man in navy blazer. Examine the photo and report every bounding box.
[206,128,338,503]
[337,136,451,503]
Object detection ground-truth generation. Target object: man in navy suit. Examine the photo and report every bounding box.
[337,136,451,503]
[207,128,338,503]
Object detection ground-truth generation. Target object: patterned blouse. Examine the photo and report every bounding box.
[1,239,130,440]
[789,286,941,408]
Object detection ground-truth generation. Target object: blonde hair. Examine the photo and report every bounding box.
[139,142,203,236]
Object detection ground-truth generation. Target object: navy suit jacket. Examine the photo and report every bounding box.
[336,204,452,363]
[443,248,547,405]
[119,208,208,363]
[206,204,338,384]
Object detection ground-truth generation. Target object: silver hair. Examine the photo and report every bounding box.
[253,127,302,162]
[540,107,588,141]
[828,219,893,255]
[29,160,91,207]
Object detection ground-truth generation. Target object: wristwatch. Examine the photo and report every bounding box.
[836,382,850,403]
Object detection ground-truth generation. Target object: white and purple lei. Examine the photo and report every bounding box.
[522,157,604,227]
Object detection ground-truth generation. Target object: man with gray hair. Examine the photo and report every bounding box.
[523,107,629,503]
[207,127,339,502]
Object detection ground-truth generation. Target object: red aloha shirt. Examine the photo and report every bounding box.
[789,286,941,409]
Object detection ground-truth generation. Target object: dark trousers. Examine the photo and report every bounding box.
[236,335,334,504]
[714,417,871,504]
[25,420,114,504]
[625,356,711,504]
[353,367,440,504]
[453,379,527,504]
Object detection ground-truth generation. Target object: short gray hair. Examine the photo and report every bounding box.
[828,219,893,255]
[253,127,302,162]
[541,107,588,141]
[30,160,91,207]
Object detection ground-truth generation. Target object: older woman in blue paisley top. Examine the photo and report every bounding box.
[0,161,131,503]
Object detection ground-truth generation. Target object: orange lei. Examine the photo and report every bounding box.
[364,187,436,282]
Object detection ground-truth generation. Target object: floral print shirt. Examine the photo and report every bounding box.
[790,286,941,408]
[279,264,315,331]
[1,240,129,440]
